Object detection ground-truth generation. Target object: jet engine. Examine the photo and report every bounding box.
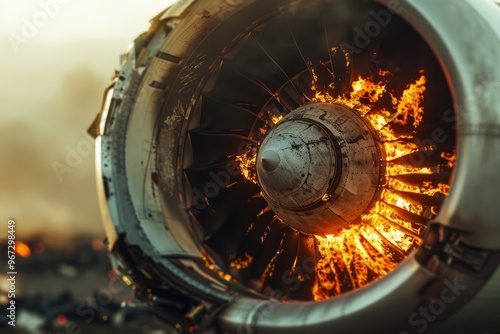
[89,0,500,332]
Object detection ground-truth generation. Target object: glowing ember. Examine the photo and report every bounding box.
[205,257,234,282]
[230,253,254,270]
[441,151,457,168]
[332,46,351,67]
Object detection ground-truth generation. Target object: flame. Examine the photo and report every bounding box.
[235,112,283,184]
[15,241,31,258]
[230,68,457,301]
[351,76,387,105]
[383,140,420,160]
[380,189,423,216]
[423,182,451,197]
[314,225,399,300]
[378,69,392,77]
[392,75,427,128]
[313,75,387,115]
[311,70,458,300]
[235,147,258,184]
[386,163,433,176]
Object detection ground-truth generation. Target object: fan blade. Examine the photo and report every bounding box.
[206,197,269,260]
[388,147,454,167]
[264,100,288,122]
[233,210,276,276]
[285,3,333,67]
[411,123,456,147]
[200,93,265,136]
[381,201,429,227]
[386,189,444,208]
[309,64,335,97]
[211,60,275,107]
[189,130,250,167]
[247,219,288,282]
[389,172,452,187]
[230,33,296,94]
[255,15,316,81]
[363,224,406,263]
[277,89,301,111]
[375,214,423,242]
[287,234,316,300]
[184,161,243,192]
[296,75,315,100]
[314,235,353,298]
[357,232,397,276]
[192,181,260,237]
[262,229,300,295]
[342,232,376,290]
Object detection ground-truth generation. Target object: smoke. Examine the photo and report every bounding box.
[0,41,126,245]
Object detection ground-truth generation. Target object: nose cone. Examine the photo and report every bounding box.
[255,103,381,235]
[260,150,281,172]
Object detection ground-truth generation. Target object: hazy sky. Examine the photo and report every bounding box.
[0,0,175,243]
[0,1,172,43]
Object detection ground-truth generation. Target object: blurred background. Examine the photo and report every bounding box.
[0,1,176,332]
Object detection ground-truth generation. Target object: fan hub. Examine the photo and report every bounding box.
[256,103,382,234]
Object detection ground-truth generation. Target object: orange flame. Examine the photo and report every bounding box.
[270,114,284,125]
[314,75,387,115]
[441,151,457,168]
[236,112,283,184]
[235,147,258,184]
[311,69,449,300]
[230,253,254,270]
[392,76,427,128]
[230,68,457,301]
[15,241,31,258]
